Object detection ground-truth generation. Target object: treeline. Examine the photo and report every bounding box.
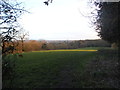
[7,39,111,53]
[15,40,47,52]
[46,39,111,50]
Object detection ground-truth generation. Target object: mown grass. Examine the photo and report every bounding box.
[15,52,96,88]
[32,47,109,52]
[3,47,119,88]
[32,49,98,52]
[3,47,98,88]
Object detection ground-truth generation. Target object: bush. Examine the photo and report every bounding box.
[2,54,18,88]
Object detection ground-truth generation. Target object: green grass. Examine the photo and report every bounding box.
[3,47,118,88]
[15,52,96,88]
[32,47,109,52]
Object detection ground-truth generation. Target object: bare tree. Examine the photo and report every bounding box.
[0,0,27,55]
[17,28,29,52]
[0,0,28,87]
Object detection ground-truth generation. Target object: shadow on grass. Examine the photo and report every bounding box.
[2,48,119,88]
[80,49,119,88]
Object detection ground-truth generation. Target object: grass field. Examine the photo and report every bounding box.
[3,47,119,88]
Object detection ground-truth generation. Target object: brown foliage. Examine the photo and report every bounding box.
[23,40,45,52]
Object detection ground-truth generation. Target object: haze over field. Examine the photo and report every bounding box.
[19,0,100,40]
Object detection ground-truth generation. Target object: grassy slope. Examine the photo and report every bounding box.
[3,47,119,88]
[10,49,97,88]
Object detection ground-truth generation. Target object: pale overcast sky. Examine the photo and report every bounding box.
[18,0,100,40]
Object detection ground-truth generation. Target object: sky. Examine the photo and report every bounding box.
[18,0,100,40]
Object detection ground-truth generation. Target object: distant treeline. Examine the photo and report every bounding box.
[46,39,111,50]
[6,39,111,53]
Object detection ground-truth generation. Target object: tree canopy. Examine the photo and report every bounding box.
[0,0,26,55]
[0,0,26,82]
[93,2,120,47]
